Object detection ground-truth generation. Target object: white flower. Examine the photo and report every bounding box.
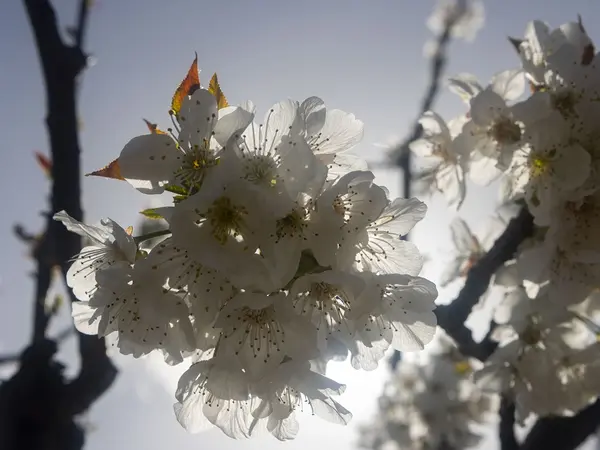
[214,291,318,378]
[337,197,427,276]
[175,357,254,438]
[516,19,594,86]
[310,170,388,267]
[453,70,525,177]
[135,237,234,350]
[250,360,352,441]
[53,210,136,301]
[118,88,253,194]
[168,177,280,291]
[508,115,591,224]
[74,265,195,363]
[439,215,508,287]
[288,270,366,354]
[226,99,328,207]
[299,96,365,177]
[336,274,437,370]
[410,111,466,208]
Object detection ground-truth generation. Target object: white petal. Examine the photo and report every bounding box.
[310,397,352,425]
[118,134,180,194]
[371,197,427,236]
[213,106,255,147]
[268,414,299,441]
[491,69,525,101]
[469,89,506,126]
[174,399,214,434]
[71,301,101,335]
[312,109,364,154]
[300,96,326,137]
[53,211,112,245]
[389,312,437,351]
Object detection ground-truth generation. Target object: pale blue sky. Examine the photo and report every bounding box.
[2,1,600,449]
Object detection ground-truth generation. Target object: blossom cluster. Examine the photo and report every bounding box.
[54,65,438,439]
[409,16,600,423]
[359,335,495,450]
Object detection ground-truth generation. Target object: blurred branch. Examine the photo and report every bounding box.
[390,19,454,167]
[389,15,458,371]
[0,326,74,367]
[23,0,117,397]
[499,397,520,450]
[521,397,600,450]
[0,1,119,448]
[436,207,534,361]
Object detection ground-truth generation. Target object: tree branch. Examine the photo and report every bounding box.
[391,20,454,167]
[436,207,534,361]
[499,397,520,450]
[521,398,600,450]
[22,0,117,419]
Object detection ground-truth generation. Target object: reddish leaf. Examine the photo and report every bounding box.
[208,73,229,109]
[86,158,125,180]
[143,118,167,135]
[170,55,200,117]
[35,152,52,178]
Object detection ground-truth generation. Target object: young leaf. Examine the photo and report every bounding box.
[86,158,125,180]
[139,208,164,219]
[164,184,189,195]
[208,73,229,109]
[170,54,200,117]
[143,118,167,135]
[35,152,52,178]
[125,226,134,235]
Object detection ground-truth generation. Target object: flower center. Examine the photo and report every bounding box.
[551,90,578,118]
[176,142,219,188]
[488,116,521,145]
[204,196,247,244]
[242,154,279,186]
[333,195,347,216]
[275,209,307,240]
[530,156,548,177]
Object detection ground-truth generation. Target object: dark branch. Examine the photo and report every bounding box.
[436,207,534,361]
[521,397,600,450]
[499,397,520,450]
[20,0,117,429]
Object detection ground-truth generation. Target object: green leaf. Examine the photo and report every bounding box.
[139,208,165,219]
[164,184,188,195]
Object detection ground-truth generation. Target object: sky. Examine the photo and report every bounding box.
[2,1,600,450]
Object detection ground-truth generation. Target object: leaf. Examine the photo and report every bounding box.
[164,184,188,195]
[86,158,125,180]
[46,294,64,315]
[170,54,200,117]
[208,73,229,109]
[35,152,52,178]
[125,226,134,235]
[143,118,167,135]
[139,208,165,219]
